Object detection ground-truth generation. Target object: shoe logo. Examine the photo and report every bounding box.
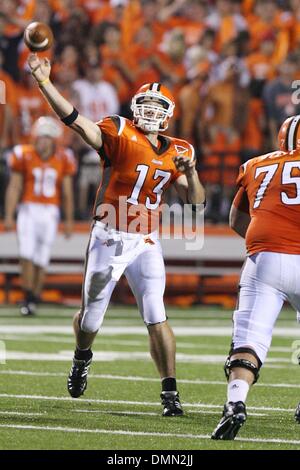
[175,145,188,154]
[231,384,239,389]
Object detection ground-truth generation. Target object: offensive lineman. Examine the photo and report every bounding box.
[212,115,300,439]
[27,53,205,416]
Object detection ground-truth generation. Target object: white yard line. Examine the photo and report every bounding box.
[188,410,267,417]
[74,408,267,417]
[1,370,299,390]
[0,335,75,344]
[0,335,144,347]
[0,411,44,417]
[74,409,158,417]
[0,336,295,356]
[0,393,295,413]
[0,325,300,337]
[0,351,227,363]
[1,350,294,364]
[0,423,299,445]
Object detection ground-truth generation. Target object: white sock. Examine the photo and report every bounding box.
[227,379,249,403]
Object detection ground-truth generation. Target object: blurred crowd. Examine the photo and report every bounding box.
[1,0,300,222]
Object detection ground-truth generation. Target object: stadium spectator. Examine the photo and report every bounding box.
[72,61,119,121]
[150,28,187,134]
[99,22,135,114]
[0,12,24,82]
[72,58,120,217]
[54,8,90,51]
[179,61,211,145]
[0,50,18,149]
[201,55,249,221]
[263,56,300,150]
[157,0,207,48]
[50,45,80,82]
[130,24,161,94]
[206,0,248,52]
[16,67,50,144]
[247,0,291,59]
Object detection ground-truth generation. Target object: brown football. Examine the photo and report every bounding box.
[24,22,53,52]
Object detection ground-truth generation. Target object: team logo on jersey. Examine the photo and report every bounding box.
[152,159,163,165]
[131,135,138,142]
[175,145,188,154]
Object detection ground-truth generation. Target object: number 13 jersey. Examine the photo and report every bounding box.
[235,149,300,255]
[95,115,195,233]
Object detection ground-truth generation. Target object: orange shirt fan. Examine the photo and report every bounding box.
[24,22,53,52]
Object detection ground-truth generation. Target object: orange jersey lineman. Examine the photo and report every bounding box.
[9,144,77,206]
[233,149,300,255]
[94,115,195,233]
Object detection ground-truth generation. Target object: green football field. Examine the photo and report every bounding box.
[0,304,300,450]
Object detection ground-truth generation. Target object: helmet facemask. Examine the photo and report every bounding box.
[131,92,174,133]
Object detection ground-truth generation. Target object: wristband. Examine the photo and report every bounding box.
[61,107,79,126]
[38,77,50,86]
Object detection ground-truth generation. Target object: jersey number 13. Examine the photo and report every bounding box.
[127,164,171,210]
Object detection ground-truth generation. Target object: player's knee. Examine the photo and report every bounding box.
[80,309,104,334]
[19,246,35,262]
[142,294,166,325]
[32,241,52,268]
[87,269,112,300]
[146,319,167,328]
[74,310,81,323]
[224,347,262,384]
[80,322,99,334]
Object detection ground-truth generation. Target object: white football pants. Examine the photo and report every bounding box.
[80,221,166,332]
[233,251,300,363]
[17,203,59,268]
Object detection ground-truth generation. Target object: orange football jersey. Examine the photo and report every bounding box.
[9,144,77,206]
[233,149,300,254]
[94,116,195,233]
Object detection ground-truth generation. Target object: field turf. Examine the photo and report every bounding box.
[0,305,300,450]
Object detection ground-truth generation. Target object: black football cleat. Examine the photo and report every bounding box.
[295,403,300,423]
[161,391,184,417]
[20,301,36,316]
[67,355,93,398]
[211,401,247,440]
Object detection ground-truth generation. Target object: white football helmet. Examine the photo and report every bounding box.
[131,82,175,133]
